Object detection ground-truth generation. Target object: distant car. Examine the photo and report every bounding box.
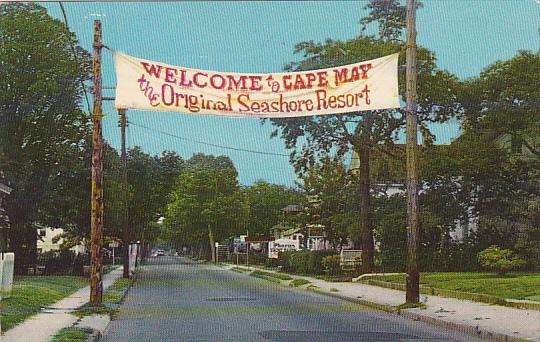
[153,250,165,257]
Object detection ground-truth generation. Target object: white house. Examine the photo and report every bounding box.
[37,227,86,254]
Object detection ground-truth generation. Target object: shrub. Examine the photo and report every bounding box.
[477,245,526,275]
[289,251,311,274]
[322,255,341,275]
[308,250,336,275]
[278,250,336,275]
[37,250,75,275]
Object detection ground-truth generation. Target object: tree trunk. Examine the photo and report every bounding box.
[208,225,216,263]
[9,222,34,275]
[358,145,374,274]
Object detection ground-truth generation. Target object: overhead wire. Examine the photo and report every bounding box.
[129,121,290,158]
[55,5,289,160]
[58,2,92,116]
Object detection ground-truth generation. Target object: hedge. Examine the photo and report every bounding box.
[278,250,337,275]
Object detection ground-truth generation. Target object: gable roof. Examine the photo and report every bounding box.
[0,183,12,195]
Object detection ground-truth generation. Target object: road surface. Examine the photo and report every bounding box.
[101,256,484,342]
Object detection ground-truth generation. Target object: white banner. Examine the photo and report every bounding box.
[114,52,400,118]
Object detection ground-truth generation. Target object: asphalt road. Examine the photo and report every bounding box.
[101,256,484,342]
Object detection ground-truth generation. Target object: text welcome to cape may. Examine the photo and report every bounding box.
[114,52,400,118]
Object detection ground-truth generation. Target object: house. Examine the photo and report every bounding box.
[36,227,86,255]
[305,224,331,251]
[271,210,334,251]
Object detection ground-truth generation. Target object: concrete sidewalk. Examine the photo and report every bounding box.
[2,267,123,342]
[224,264,540,342]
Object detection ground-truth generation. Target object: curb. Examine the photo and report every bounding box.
[224,264,531,342]
[306,286,399,313]
[95,271,138,341]
[86,329,102,342]
[307,285,528,342]
[399,310,528,342]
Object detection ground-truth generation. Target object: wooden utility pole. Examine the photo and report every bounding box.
[119,109,130,278]
[405,0,420,304]
[90,20,104,305]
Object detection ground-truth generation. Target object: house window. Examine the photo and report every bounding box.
[292,235,296,240]
[39,229,46,237]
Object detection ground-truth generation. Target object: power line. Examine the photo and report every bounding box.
[58,2,92,115]
[129,121,290,158]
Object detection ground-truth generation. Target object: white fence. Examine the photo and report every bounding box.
[0,253,15,300]
[340,249,362,270]
[215,243,230,263]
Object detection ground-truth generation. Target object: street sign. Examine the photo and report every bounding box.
[109,242,119,248]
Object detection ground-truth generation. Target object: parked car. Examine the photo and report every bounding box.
[152,250,165,257]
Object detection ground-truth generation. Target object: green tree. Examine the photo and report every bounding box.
[242,181,302,237]
[164,154,246,261]
[301,158,357,249]
[416,51,540,270]
[270,6,460,272]
[0,3,91,273]
[359,0,422,42]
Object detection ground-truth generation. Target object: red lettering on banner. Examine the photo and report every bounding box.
[360,64,372,79]
[210,74,226,89]
[162,84,175,106]
[293,75,306,90]
[333,63,373,86]
[178,70,193,87]
[315,86,371,110]
[140,62,163,79]
[164,67,177,83]
[317,71,329,87]
[193,72,208,88]
[248,76,263,91]
[137,74,160,107]
[283,75,292,91]
[305,73,316,88]
[333,68,349,86]
[227,75,248,91]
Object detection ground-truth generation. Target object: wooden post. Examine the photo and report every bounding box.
[405,0,420,304]
[90,20,103,305]
[119,109,130,278]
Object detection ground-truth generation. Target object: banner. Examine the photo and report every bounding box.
[114,52,399,118]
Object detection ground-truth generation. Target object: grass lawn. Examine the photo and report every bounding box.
[365,272,540,300]
[51,327,93,341]
[0,276,88,332]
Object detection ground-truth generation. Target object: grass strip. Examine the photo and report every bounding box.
[289,279,311,287]
[252,270,293,281]
[0,276,88,332]
[74,277,132,319]
[50,327,93,342]
[231,267,250,273]
[250,272,282,284]
[360,272,540,310]
[315,275,353,282]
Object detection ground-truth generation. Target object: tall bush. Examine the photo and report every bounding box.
[477,245,525,275]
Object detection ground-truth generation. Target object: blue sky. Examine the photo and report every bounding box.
[44,1,539,186]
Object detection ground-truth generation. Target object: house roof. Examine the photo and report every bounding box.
[0,183,12,195]
[281,227,302,236]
